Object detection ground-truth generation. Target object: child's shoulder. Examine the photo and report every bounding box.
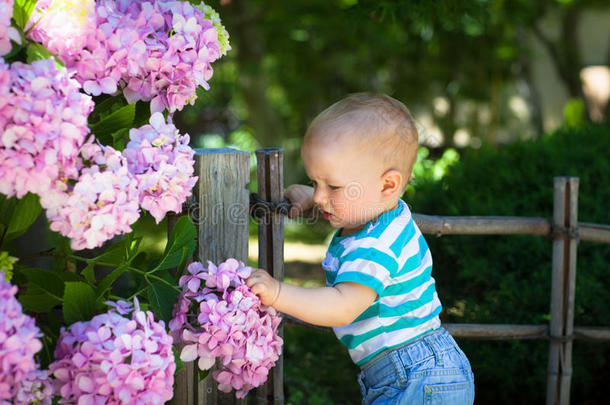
[338,202,415,259]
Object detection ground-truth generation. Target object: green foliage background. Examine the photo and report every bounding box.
[410,123,610,404]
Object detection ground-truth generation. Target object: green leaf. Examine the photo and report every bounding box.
[198,368,210,382]
[16,266,65,313]
[94,236,142,298]
[94,238,128,266]
[172,345,184,375]
[0,194,17,228]
[81,262,96,285]
[19,285,62,312]
[18,266,64,297]
[146,271,179,322]
[13,0,37,30]
[153,216,196,273]
[111,127,130,151]
[2,193,42,242]
[95,263,129,298]
[63,282,97,325]
[89,95,124,123]
[133,101,151,127]
[89,102,136,145]
[26,41,62,66]
[56,271,82,283]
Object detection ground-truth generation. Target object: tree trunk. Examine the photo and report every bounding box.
[532,8,590,120]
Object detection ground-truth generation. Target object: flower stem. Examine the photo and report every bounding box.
[128,266,181,293]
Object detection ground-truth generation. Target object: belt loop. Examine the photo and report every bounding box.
[424,334,443,367]
[391,350,408,384]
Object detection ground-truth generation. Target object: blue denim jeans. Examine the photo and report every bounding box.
[357,327,474,405]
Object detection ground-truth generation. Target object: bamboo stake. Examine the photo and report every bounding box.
[444,324,548,339]
[284,317,610,341]
[255,148,285,405]
[578,222,610,243]
[546,177,578,405]
[413,215,551,236]
[574,327,610,340]
[561,178,579,404]
[414,215,610,243]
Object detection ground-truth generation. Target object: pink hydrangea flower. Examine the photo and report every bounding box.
[0,58,143,250]
[171,259,283,399]
[14,369,54,405]
[0,0,21,56]
[29,0,229,113]
[122,112,197,223]
[49,299,176,405]
[46,143,141,250]
[0,58,94,200]
[0,273,52,404]
[26,0,96,61]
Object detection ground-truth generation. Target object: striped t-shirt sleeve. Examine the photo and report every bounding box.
[332,246,397,297]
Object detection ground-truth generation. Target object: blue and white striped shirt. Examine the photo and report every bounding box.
[322,199,442,366]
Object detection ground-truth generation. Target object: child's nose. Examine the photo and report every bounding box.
[312,187,327,206]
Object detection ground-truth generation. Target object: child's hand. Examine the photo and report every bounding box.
[246,269,282,307]
[284,184,315,219]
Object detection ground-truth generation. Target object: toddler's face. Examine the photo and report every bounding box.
[301,135,389,235]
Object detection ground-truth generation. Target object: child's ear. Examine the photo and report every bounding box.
[380,169,403,197]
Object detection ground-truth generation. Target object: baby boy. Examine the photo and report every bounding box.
[247,93,474,404]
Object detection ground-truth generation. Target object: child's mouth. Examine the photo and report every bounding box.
[322,211,331,220]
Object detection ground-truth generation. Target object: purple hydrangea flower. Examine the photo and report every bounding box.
[49,299,176,404]
[0,58,94,201]
[28,0,229,114]
[0,0,21,56]
[0,273,52,404]
[122,112,197,223]
[46,143,141,250]
[171,259,282,399]
[14,369,54,405]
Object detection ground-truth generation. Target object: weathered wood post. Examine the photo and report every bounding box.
[546,177,579,405]
[167,212,196,405]
[171,148,250,405]
[254,148,285,405]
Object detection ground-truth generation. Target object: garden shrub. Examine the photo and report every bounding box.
[409,124,610,404]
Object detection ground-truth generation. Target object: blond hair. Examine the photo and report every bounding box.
[306,93,419,187]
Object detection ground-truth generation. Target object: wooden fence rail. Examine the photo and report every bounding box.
[174,148,610,405]
[414,214,610,243]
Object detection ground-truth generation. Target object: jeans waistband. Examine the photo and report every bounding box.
[360,327,454,374]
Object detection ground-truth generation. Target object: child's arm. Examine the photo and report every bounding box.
[246,269,377,327]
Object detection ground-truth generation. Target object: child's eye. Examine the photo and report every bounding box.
[328,185,341,191]
[308,180,317,188]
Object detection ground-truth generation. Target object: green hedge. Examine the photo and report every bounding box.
[409,124,610,404]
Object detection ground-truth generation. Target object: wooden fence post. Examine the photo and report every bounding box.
[254,148,285,405]
[170,148,250,405]
[168,211,196,405]
[546,177,579,405]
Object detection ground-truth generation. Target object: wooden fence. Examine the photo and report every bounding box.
[172,148,610,405]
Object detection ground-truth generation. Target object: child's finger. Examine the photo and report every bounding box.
[245,271,262,287]
[250,283,265,297]
[288,205,300,218]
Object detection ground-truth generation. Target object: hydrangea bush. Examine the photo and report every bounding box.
[170,259,283,398]
[0,1,282,403]
[49,300,175,404]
